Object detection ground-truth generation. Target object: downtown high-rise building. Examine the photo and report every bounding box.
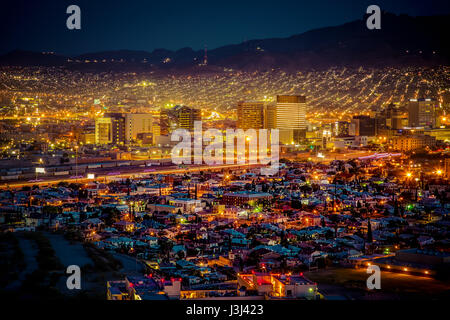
[237,101,265,130]
[268,95,306,144]
[350,115,376,136]
[159,108,170,135]
[408,98,438,128]
[384,104,407,130]
[124,113,153,143]
[95,113,153,145]
[175,106,201,131]
[95,113,125,145]
[333,121,351,137]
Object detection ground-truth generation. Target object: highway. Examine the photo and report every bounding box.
[0,163,263,189]
[283,150,376,163]
[0,150,379,189]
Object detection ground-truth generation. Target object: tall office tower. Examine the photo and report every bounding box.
[265,105,276,129]
[124,113,153,144]
[95,113,153,145]
[333,121,350,137]
[159,108,170,135]
[408,98,437,128]
[176,106,201,131]
[274,95,306,144]
[95,113,126,145]
[152,122,161,144]
[237,101,265,130]
[376,103,408,130]
[95,117,113,144]
[443,92,450,113]
[350,115,376,136]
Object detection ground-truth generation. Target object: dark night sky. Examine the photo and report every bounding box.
[2,0,450,55]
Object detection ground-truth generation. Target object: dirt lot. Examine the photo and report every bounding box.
[305,267,450,300]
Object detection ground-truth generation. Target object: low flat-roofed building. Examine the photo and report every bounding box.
[147,203,178,214]
[271,274,318,299]
[169,198,203,214]
[107,275,181,300]
[222,191,272,206]
[237,272,318,299]
[107,280,129,300]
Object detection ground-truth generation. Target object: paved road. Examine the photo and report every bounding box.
[1,163,262,189]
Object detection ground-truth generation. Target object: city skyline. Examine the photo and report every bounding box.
[1,0,449,307]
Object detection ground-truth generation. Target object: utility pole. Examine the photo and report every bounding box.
[75,145,79,181]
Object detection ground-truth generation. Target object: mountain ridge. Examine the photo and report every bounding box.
[1,12,449,71]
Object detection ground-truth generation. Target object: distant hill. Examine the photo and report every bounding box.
[0,50,67,66]
[1,12,448,71]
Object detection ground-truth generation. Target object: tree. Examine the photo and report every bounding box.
[391,198,399,216]
[280,256,287,273]
[246,251,261,267]
[176,251,185,260]
[280,231,289,247]
[158,238,173,260]
[367,218,373,243]
[42,205,58,215]
[79,212,87,222]
[291,199,302,209]
[238,257,244,271]
[102,207,121,225]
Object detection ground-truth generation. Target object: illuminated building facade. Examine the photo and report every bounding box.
[272,95,306,144]
[333,121,350,137]
[237,272,318,299]
[124,113,153,144]
[391,134,436,151]
[159,108,170,135]
[95,117,113,145]
[408,98,438,128]
[95,113,153,145]
[237,101,265,130]
[176,106,201,131]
